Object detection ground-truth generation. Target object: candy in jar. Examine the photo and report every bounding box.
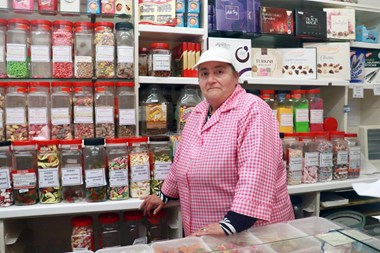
[330,131,349,181]
[345,133,361,179]
[0,141,13,207]
[94,82,115,139]
[73,82,94,139]
[94,22,115,78]
[116,82,136,137]
[51,82,73,140]
[52,20,73,78]
[71,216,94,251]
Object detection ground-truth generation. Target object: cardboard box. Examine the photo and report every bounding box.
[175,13,185,27]
[187,13,199,28]
[295,9,327,40]
[278,48,317,80]
[215,0,247,32]
[356,25,379,44]
[208,37,252,77]
[304,42,350,80]
[176,0,185,13]
[115,0,132,15]
[364,49,380,84]
[139,0,176,26]
[247,0,261,33]
[350,48,365,83]
[261,7,294,35]
[187,0,199,13]
[251,48,282,78]
[87,0,100,14]
[101,0,115,15]
[60,0,80,13]
[324,8,355,40]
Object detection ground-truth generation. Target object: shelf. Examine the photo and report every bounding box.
[0,199,179,219]
[239,77,350,86]
[351,42,380,49]
[288,174,380,194]
[138,25,205,41]
[139,76,199,85]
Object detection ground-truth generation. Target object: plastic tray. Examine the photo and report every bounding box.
[288,217,343,236]
[249,223,307,243]
[95,244,152,253]
[267,236,321,253]
[202,231,262,249]
[151,237,211,253]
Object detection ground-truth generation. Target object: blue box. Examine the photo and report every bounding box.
[176,13,185,27]
[87,0,100,14]
[356,25,378,43]
[187,13,199,28]
[188,0,200,13]
[176,0,185,13]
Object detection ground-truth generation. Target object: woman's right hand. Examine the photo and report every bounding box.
[140,194,165,216]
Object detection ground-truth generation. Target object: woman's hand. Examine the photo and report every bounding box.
[192,222,225,237]
[140,194,165,216]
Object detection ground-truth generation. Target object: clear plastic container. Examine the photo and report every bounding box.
[283,133,303,185]
[0,141,13,207]
[148,42,171,77]
[74,22,94,79]
[139,47,149,76]
[307,89,324,132]
[330,131,349,181]
[116,82,136,137]
[73,82,94,139]
[83,138,107,202]
[249,222,307,243]
[31,20,52,78]
[106,138,129,200]
[6,19,30,78]
[94,22,115,78]
[11,140,38,205]
[300,133,319,184]
[98,213,121,248]
[151,236,208,252]
[71,216,94,251]
[51,82,73,140]
[37,140,61,204]
[60,139,85,203]
[0,84,5,141]
[140,85,172,136]
[96,244,151,253]
[28,82,50,140]
[5,82,28,141]
[149,136,172,194]
[94,82,115,138]
[291,90,309,133]
[122,210,145,246]
[176,86,202,132]
[345,133,361,179]
[288,216,342,236]
[115,22,134,79]
[52,20,73,78]
[147,210,169,243]
[315,132,333,182]
[260,89,277,119]
[276,91,293,134]
[128,137,150,198]
[0,19,7,78]
[37,0,58,13]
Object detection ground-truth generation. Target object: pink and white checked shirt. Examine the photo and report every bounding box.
[161,85,294,236]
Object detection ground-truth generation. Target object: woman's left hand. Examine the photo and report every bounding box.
[192,222,225,237]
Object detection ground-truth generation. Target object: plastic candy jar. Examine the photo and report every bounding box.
[11,140,38,205]
[73,82,94,139]
[0,141,13,207]
[148,42,171,77]
[128,137,150,198]
[146,210,168,243]
[116,22,134,78]
[60,139,85,203]
[83,138,107,202]
[28,82,50,140]
[116,81,136,137]
[0,83,5,141]
[99,213,121,248]
[37,140,61,204]
[345,133,361,179]
[276,91,293,134]
[71,216,94,251]
[0,19,7,78]
[330,131,349,181]
[52,20,73,78]
[6,19,30,78]
[94,22,115,78]
[176,86,202,132]
[30,20,52,78]
[94,82,115,138]
[299,133,318,184]
[315,132,333,182]
[106,138,129,200]
[74,22,94,78]
[307,89,324,132]
[139,47,149,76]
[5,82,28,141]
[260,89,277,120]
[51,82,73,140]
[122,210,145,246]
[291,90,309,133]
[149,136,172,194]
[283,133,303,185]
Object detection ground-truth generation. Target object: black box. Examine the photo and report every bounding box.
[295,9,327,40]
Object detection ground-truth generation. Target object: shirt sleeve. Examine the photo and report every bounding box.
[231,97,283,222]
[220,211,257,235]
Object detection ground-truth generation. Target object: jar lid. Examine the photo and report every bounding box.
[99,213,119,224]
[324,117,338,131]
[150,42,170,50]
[328,131,345,138]
[84,138,104,146]
[306,89,320,94]
[29,82,50,88]
[149,136,170,142]
[37,140,60,147]
[95,81,114,87]
[60,139,82,146]
[7,82,28,87]
[94,21,114,29]
[147,210,166,224]
[0,141,11,147]
[115,22,133,30]
[124,210,143,221]
[260,90,275,95]
[52,20,73,27]
[52,81,72,87]
[127,137,148,144]
[314,131,328,138]
[139,47,149,53]
[8,18,30,26]
[73,81,92,87]
[74,21,93,28]
[283,133,299,138]
[291,89,305,94]
[0,82,7,87]
[345,133,357,138]
[31,20,52,27]
[0,19,7,26]
[71,216,93,227]
[115,81,134,87]
[106,138,128,144]
[12,140,37,146]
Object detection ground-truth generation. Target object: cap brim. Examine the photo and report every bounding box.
[193,56,233,69]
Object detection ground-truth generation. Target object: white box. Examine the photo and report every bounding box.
[278,48,317,80]
[324,8,356,40]
[0,0,8,8]
[60,0,80,13]
[208,37,252,78]
[251,48,283,78]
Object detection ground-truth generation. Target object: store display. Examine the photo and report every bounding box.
[52,20,73,78]
[74,22,94,79]
[94,22,115,78]
[116,82,136,137]
[345,133,361,179]
[149,136,171,194]
[278,48,317,80]
[139,47,149,76]
[116,22,134,79]
[98,213,121,248]
[149,42,171,77]
[330,131,349,181]
[73,82,94,139]
[324,8,355,40]
[356,25,378,43]
[283,133,303,185]
[138,0,176,26]
[276,91,294,134]
[30,20,52,78]
[315,132,333,182]
[71,216,94,251]
[94,82,115,138]
[0,141,13,207]
[350,48,366,83]
[294,9,327,40]
[51,82,73,140]
[176,86,202,132]
[260,7,294,35]
[307,89,324,132]
[291,90,309,133]
[28,82,50,140]
[0,84,5,141]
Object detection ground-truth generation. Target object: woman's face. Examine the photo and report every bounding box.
[198,61,238,109]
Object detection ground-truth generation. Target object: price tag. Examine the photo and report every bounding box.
[352,85,363,98]
[373,84,380,96]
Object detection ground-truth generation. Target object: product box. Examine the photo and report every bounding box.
[101,0,115,14]
[12,0,34,12]
[208,37,252,77]
[277,48,317,79]
[251,48,283,78]
[0,0,8,8]
[215,0,247,32]
[175,12,185,27]
[304,42,351,80]
[87,0,100,14]
[261,7,294,35]
[356,25,379,43]
[139,0,176,26]
[187,13,199,28]
[350,48,365,83]
[60,0,80,13]
[324,8,355,40]
[172,42,188,77]
[364,49,380,84]
[187,0,199,13]
[115,0,132,15]
[176,0,185,13]
[247,0,261,33]
[295,9,327,40]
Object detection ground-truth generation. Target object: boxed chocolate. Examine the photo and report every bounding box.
[101,0,115,15]
[215,0,247,32]
[277,48,317,79]
[175,12,185,27]
[356,25,378,44]
[115,0,132,15]
[295,9,327,40]
[60,0,80,13]
[303,42,350,80]
[364,49,380,84]
[187,13,199,28]
[176,0,185,13]
[324,8,355,40]
[87,0,100,14]
[139,0,176,26]
[261,7,294,35]
[247,0,261,33]
[188,0,200,13]
[251,48,283,78]
[350,48,365,83]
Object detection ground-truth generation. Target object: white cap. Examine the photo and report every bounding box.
[193,47,234,69]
